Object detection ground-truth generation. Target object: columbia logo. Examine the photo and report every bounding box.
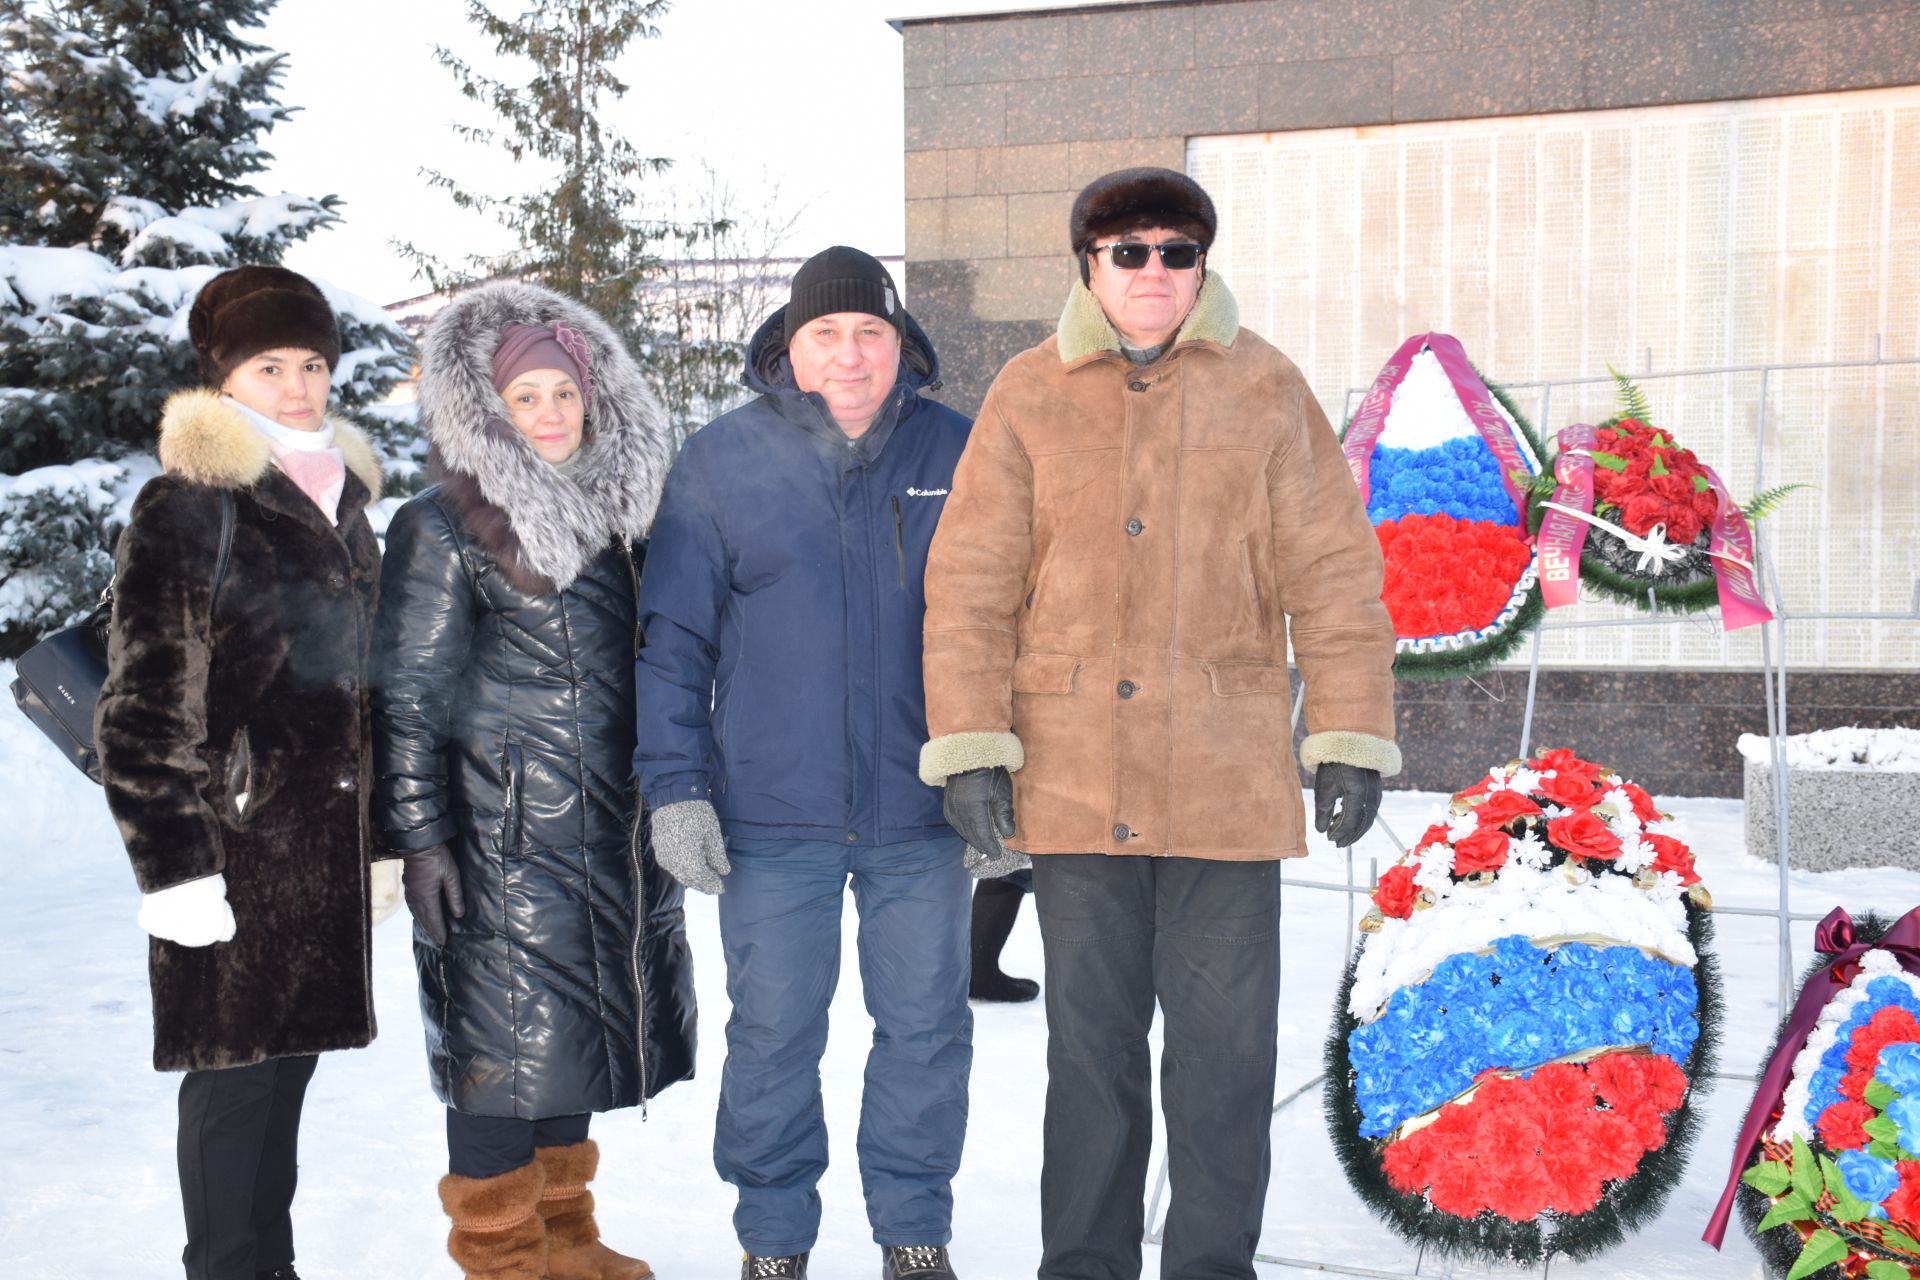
[906,487,949,497]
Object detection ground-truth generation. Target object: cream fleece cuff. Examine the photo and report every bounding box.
[1299,730,1403,778]
[919,732,1025,786]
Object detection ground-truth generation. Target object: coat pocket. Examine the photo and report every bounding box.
[1011,652,1081,695]
[224,726,254,820]
[500,742,526,853]
[1203,661,1293,698]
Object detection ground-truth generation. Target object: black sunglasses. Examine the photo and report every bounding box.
[1087,241,1204,271]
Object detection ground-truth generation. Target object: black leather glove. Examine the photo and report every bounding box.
[402,844,466,946]
[1314,762,1383,848]
[943,766,1016,858]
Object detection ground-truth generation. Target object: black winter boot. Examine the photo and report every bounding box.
[742,1253,808,1279]
[882,1244,958,1278]
[969,877,1038,1002]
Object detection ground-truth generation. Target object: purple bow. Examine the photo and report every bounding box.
[1703,905,1920,1247]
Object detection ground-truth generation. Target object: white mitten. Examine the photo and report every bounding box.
[138,873,237,947]
[369,858,404,926]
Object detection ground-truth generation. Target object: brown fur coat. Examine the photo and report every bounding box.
[96,389,384,1071]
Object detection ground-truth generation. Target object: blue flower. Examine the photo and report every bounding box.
[1887,1096,1920,1153]
[1839,1149,1901,1205]
[1880,1043,1920,1095]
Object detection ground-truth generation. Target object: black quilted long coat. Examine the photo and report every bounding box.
[370,282,693,1118]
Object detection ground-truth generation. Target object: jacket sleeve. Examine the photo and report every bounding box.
[95,479,228,893]
[370,496,477,855]
[633,451,727,810]
[918,388,1031,784]
[1271,374,1402,777]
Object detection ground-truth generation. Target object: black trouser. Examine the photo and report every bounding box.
[446,1109,592,1178]
[1030,855,1281,1280]
[177,1054,319,1280]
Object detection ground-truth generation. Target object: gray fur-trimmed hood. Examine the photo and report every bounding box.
[417,281,672,591]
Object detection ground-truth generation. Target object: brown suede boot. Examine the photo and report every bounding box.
[438,1161,548,1280]
[533,1139,653,1280]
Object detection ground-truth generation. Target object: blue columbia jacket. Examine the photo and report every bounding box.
[633,307,972,845]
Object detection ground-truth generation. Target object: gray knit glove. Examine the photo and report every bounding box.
[650,799,731,895]
[964,844,1031,880]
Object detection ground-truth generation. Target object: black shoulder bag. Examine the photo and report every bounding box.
[9,489,234,783]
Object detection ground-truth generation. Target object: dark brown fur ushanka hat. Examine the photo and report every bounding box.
[1068,166,1218,254]
[188,265,340,388]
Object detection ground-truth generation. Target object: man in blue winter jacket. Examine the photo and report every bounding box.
[635,247,1002,1280]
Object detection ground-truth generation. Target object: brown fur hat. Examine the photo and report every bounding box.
[188,265,341,388]
[1068,166,1217,254]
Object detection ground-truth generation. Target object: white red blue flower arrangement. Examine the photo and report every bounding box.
[1708,909,1920,1280]
[1341,333,1547,681]
[1327,748,1720,1264]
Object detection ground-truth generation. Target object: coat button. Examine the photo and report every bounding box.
[336,676,355,693]
[335,775,356,792]
[1125,518,1143,536]
[1116,680,1137,699]
[1127,379,1149,392]
[328,572,347,590]
[846,831,859,843]
[1113,824,1131,841]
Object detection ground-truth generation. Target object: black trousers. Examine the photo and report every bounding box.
[177,1054,319,1280]
[1030,855,1281,1280]
[446,1109,591,1178]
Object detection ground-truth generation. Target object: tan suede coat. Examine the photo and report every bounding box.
[919,275,1398,860]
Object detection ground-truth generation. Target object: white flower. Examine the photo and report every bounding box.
[1509,767,1543,794]
[1645,816,1687,839]
[1542,802,1570,821]
[1601,787,1641,831]
[1650,870,1686,901]
[1615,835,1652,874]
[1446,813,1479,843]
[1510,831,1552,870]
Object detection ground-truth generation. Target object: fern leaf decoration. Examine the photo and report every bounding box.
[1607,364,1654,422]
[1743,483,1811,522]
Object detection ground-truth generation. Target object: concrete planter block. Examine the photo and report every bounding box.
[1743,757,1920,873]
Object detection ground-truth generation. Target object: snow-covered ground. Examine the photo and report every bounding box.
[3,668,1916,1278]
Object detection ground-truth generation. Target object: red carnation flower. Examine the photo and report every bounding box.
[1887,1163,1920,1231]
[1619,494,1667,538]
[1373,864,1418,919]
[1817,1100,1878,1152]
[1452,828,1512,876]
[1548,810,1623,861]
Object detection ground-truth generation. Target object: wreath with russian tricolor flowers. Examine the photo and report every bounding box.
[1325,748,1721,1264]
[1339,333,1548,682]
[1712,910,1920,1280]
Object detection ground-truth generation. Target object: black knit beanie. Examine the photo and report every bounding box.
[784,246,903,347]
[188,265,341,388]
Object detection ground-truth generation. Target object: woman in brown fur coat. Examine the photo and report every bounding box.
[95,265,395,1280]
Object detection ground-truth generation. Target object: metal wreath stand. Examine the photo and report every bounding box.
[1136,345,1920,1277]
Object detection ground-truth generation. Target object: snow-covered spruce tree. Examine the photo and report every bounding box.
[399,0,718,391]
[0,0,415,653]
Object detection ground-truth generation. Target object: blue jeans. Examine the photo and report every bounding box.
[714,835,973,1256]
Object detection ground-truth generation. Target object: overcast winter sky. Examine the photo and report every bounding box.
[257,0,1089,306]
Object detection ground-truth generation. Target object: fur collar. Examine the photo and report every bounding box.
[1056,272,1240,364]
[157,388,383,498]
[416,281,671,592]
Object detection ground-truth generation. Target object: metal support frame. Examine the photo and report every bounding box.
[1135,349,1920,1274]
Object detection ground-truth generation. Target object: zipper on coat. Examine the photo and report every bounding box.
[626,796,650,1117]
[890,495,906,590]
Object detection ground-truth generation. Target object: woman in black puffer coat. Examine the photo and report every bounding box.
[370,281,692,1280]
